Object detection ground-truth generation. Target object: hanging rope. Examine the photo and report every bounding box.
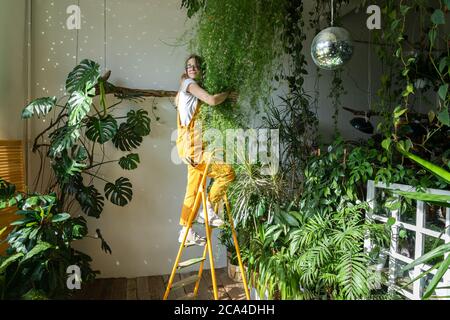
[367,29,372,119]
[75,0,80,65]
[331,0,334,26]
[104,0,107,71]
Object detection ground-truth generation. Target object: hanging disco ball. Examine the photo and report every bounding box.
[311,27,354,70]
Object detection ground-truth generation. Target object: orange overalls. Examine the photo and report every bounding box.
[176,97,235,226]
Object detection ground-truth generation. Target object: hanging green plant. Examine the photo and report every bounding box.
[186,0,287,132]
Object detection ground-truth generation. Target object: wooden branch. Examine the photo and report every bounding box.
[95,70,177,98]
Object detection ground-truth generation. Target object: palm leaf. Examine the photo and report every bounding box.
[65,59,100,94]
[21,97,57,119]
[104,177,133,206]
[118,154,140,170]
[68,91,92,126]
[75,185,105,218]
[337,252,370,299]
[423,255,450,299]
[393,189,450,207]
[400,243,450,272]
[112,123,143,151]
[127,109,151,136]
[397,144,450,183]
[86,115,118,144]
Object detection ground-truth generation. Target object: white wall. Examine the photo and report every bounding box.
[28,0,381,278]
[0,0,27,140]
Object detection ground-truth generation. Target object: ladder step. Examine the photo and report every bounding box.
[183,240,206,248]
[171,274,200,290]
[192,221,219,228]
[178,257,206,269]
[176,294,194,300]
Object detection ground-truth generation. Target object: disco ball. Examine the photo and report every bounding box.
[311,27,354,70]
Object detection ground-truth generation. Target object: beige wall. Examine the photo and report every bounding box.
[28,0,381,278]
[0,0,27,140]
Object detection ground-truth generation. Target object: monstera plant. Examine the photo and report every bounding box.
[22,59,152,248]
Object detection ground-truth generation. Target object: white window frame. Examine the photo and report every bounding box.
[366,180,450,300]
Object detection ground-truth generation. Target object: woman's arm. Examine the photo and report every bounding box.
[187,82,229,106]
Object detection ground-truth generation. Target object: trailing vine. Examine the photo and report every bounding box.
[328,69,346,135]
[262,0,319,200]
[184,0,287,133]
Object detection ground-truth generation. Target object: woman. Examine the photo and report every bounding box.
[175,54,237,246]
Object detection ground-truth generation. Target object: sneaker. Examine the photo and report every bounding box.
[196,199,225,227]
[178,227,206,246]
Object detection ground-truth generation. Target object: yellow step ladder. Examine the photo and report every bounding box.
[163,151,250,300]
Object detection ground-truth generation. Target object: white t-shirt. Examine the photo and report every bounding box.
[178,78,199,126]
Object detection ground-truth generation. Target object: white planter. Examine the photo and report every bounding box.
[250,287,269,300]
[227,251,241,282]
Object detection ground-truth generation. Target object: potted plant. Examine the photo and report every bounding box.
[218,225,246,282]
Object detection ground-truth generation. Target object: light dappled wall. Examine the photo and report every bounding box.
[29,0,381,278]
[0,0,27,140]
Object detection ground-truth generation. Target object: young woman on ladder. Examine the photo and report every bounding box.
[174,54,237,246]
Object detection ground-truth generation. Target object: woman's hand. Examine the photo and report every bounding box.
[228,91,239,104]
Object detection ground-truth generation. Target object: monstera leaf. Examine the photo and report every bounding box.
[68,90,92,126]
[86,115,118,144]
[21,97,57,119]
[104,177,133,206]
[66,59,100,94]
[118,154,140,170]
[112,123,143,151]
[52,146,87,184]
[49,126,80,157]
[64,175,82,196]
[127,109,151,136]
[75,185,105,218]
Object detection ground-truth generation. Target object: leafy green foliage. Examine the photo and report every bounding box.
[52,146,87,184]
[48,126,80,157]
[126,109,151,136]
[188,0,287,132]
[0,191,99,299]
[21,97,57,119]
[75,185,105,218]
[104,177,133,207]
[22,59,151,219]
[180,0,205,18]
[233,139,391,300]
[112,122,143,151]
[11,59,152,298]
[67,90,93,126]
[65,59,100,94]
[86,115,118,144]
[118,154,140,170]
